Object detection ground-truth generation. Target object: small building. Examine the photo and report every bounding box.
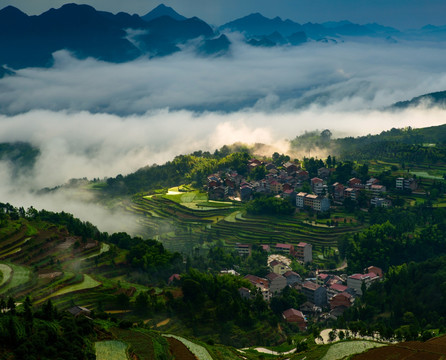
[371,197,392,208]
[265,162,276,171]
[283,271,302,286]
[332,182,345,201]
[220,269,240,276]
[269,180,283,194]
[67,306,91,317]
[396,177,417,191]
[269,260,291,275]
[295,242,312,263]
[329,283,348,294]
[296,170,309,181]
[235,243,252,256]
[266,273,287,295]
[240,185,253,201]
[330,292,353,309]
[275,243,294,255]
[348,178,363,188]
[302,281,327,307]
[244,274,270,301]
[296,192,307,208]
[365,266,383,278]
[317,167,331,179]
[313,196,330,212]
[311,177,324,195]
[347,272,380,296]
[366,178,380,189]
[317,273,331,285]
[282,308,307,331]
[344,187,357,201]
[283,162,299,174]
[371,184,386,196]
[238,287,252,300]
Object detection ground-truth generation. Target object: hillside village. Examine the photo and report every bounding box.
[228,241,383,331]
[207,156,418,212]
[203,155,419,329]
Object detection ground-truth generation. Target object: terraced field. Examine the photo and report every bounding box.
[35,274,101,304]
[0,263,32,295]
[111,328,171,360]
[0,263,12,287]
[129,193,363,255]
[321,341,386,360]
[164,334,213,360]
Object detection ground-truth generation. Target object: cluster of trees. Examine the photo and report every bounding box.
[105,147,252,194]
[0,298,95,359]
[290,129,332,152]
[341,255,446,341]
[246,196,295,216]
[335,125,446,163]
[174,269,280,346]
[339,205,446,273]
[198,243,269,277]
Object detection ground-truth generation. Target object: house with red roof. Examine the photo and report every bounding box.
[275,243,294,255]
[347,272,380,296]
[283,162,299,174]
[348,177,363,188]
[330,292,353,309]
[311,177,324,195]
[244,274,270,301]
[235,243,252,256]
[282,308,307,331]
[365,266,383,278]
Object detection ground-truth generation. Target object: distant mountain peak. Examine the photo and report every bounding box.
[221,12,302,37]
[142,3,186,22]
[0,5,28,17]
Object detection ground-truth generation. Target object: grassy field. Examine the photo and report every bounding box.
[95,341,128,360]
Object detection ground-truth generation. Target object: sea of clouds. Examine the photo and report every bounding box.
[1,37,445,233]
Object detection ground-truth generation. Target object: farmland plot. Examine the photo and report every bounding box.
[0,264,12,287]
[0,263,31,294]
[36,274,101,303]
[164,334,213,360]
[95,341,128,360]
[321,341,386,360]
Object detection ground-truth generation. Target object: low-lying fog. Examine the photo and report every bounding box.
[1,37,445,233]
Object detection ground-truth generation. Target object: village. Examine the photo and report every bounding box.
[204,156,416,330]
[207,157,418,212]
[234,241,383,332]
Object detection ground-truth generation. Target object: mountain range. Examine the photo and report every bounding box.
[0,3,225,69]
[0,3,446,71]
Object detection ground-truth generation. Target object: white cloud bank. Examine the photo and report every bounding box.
[0,38,445,233]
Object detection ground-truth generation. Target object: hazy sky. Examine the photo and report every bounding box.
[1,0,445,29]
